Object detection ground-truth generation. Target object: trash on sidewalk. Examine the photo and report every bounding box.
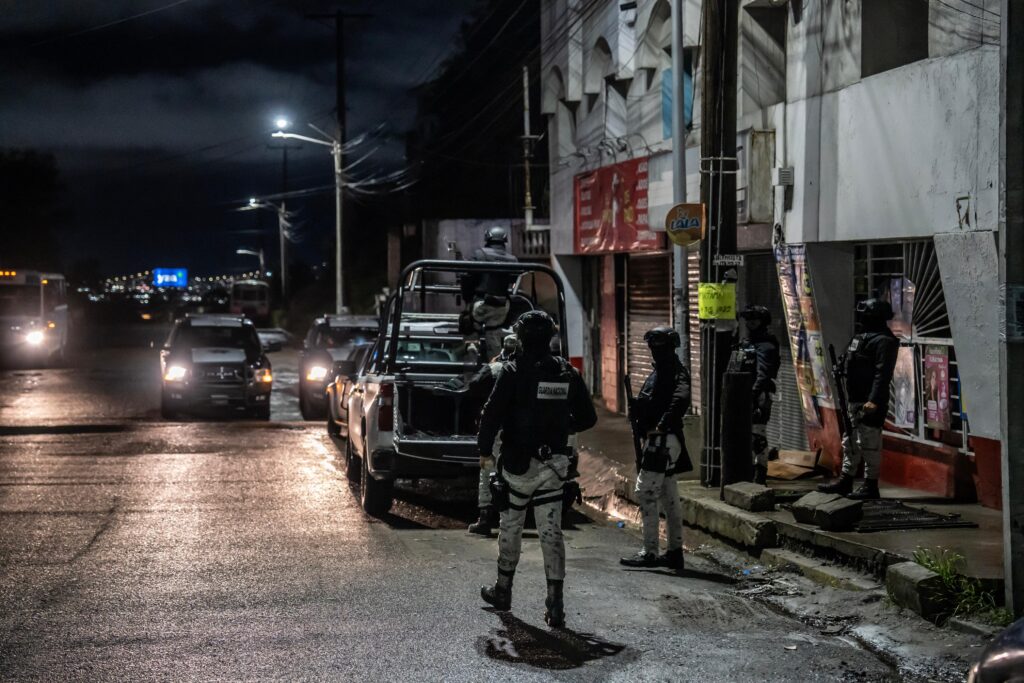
[766,449,821,481]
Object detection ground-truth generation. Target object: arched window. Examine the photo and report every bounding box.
[543,67,577,160]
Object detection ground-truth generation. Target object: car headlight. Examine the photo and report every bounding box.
[257,368,273,383]
[306,366,328,382]
[25,330,44,346]
[164,365,188,382]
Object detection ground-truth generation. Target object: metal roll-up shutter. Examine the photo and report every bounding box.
[626,253,672,382]
[742,254,809,450]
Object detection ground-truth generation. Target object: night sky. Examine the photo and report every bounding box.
[0,0,478,277]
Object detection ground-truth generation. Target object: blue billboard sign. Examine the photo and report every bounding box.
[153,268,188,289]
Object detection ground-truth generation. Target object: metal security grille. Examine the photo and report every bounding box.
[742,253,809,450]
[626,253,672,382]
[688,248,702,415]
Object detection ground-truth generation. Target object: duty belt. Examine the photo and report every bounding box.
[535,445,572,462]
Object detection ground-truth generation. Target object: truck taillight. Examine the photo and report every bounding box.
[378,383,394,432]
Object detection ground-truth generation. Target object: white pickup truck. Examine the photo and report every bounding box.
[344,259,569,515]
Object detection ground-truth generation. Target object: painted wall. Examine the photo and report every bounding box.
[783,46,1000,245]
[599,253,620,412]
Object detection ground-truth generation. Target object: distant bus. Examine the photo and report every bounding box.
[0,269,69,365]
[229,279,270,324]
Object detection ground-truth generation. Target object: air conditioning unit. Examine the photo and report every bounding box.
[773,166,794,187]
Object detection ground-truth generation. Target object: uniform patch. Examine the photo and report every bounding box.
[537,382,569,400]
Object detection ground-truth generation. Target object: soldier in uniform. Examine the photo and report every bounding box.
[460,227,519,358]
[619,326,692,573]
[733,305,781,485]
[435,335,520,536]
[478,311,597,628]
[818,298,899,500]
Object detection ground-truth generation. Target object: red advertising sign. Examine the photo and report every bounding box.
[574,157,661,254]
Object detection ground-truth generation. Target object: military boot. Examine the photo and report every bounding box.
[817,473,854,495]
[544,579,565,628]
[468,506,493,536]
[658,548,685,574]
[753,464,768,486]
[619,550,659,568]
[480,571,513,610]
[848,479,881,500]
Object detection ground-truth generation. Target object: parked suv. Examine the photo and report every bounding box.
[298,314,378,420]
[346,259,567,515]
[160,314,278,419]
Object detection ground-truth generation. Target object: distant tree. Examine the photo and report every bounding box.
[0,149,66,269]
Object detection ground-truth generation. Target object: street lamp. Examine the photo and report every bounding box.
[240,198,294,301]
[236,248,265,276]
[272,124,345,314]
[274,117,291,131]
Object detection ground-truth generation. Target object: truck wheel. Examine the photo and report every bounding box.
[345,438,360,483]
[254,405,271,420]
[360,449,393,515]
[327,412,341,437]
[160,398,176,421]
[299,389,312,420]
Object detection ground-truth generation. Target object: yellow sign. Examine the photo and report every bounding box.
[664,203,705,246]
[698,283,737,320]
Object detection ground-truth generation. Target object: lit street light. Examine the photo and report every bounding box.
[239,198,294,301]
[236,247,265,276]
[274,116,291,131]
[272,123,346,314]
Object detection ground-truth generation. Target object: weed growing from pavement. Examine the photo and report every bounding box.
[912,546,1013,627]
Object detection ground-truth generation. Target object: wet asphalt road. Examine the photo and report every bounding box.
[0,339,896,681]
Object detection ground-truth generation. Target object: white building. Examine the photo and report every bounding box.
[540,0,1002,503]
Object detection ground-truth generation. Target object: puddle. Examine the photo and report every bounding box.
[478,610,634,671]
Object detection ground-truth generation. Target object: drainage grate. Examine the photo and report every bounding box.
[854,499,979,532]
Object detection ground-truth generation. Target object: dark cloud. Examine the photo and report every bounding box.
[0,0,479,274]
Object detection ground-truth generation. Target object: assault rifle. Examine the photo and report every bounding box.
[828,344,854,438]
[623,375,645,472]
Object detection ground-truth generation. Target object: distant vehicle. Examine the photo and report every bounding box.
[0,269,69,366]
[229,279,270,323]
[298,314,379,420]
[325,342,374,439]
[159,314,280,419]
[968,616,1024,682]
[345,259,567,515]
[200,287,230,313]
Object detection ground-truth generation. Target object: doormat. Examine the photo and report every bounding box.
[854,499,979,532]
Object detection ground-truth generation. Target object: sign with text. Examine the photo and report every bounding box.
[153,268,188,289]
[713,254,745,267]
[697,283,736,320]
[924,345,951,430]
[574,157,660,254]
[664,202,705,246]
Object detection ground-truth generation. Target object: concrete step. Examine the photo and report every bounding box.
[761,548,881,592]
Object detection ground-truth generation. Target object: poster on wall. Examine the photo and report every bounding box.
[774,243,833,428]
[887,276,916,340]
[574,157,660,254]
[892,346,917,428]
[924,345,951,430]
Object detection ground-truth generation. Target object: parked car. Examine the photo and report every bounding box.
[345,259,568,515]
[159,314,280,419]
[298,314,378,420]
[968,616,1024,682]
[325,342,373,439]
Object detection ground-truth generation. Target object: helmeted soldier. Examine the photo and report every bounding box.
[818,298,899,500]
[479,310,597,628]
[734,304,781,485]
[436,334,520,536]
[461,226,519,358]
[619,326,692,573]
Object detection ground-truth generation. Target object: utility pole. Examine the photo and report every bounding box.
[522,65,540,231]
[698,0,740,487]
[307,10,370,313]
[267,140,300,302]
[671,0,689,365]
[1000,0,1024,616]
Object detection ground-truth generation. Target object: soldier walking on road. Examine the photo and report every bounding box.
[734,305,781,485]
[619,327,692,574]
[479,311,597,628]
[818,298,899,500]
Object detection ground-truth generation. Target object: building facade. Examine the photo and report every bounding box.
[540,0,1002,505]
